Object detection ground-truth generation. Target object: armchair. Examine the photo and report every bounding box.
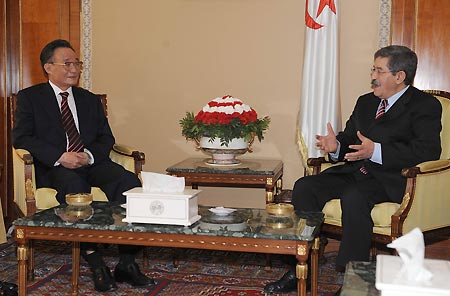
[306,90,450,252]
[9,94,145,217]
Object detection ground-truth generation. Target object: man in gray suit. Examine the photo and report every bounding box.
[13,39,154,292]
[265,45,442,294]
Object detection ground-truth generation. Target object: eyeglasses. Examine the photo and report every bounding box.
[49,61,83,70]
[370,67,392,75]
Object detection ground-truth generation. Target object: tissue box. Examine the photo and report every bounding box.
[122,187,201,226]
[376,255,450,296]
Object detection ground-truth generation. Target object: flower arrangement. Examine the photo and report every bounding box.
[180,95,270,146]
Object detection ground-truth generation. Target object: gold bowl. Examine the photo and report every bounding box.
[266,203,294,216]
[66,193,93,207]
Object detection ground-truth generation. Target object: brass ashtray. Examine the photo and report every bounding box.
[66,193,93,207]
[266,203,294,216]
[66,205,93,219]
[266,215,294,229]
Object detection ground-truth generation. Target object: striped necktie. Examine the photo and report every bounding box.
[60,92,84,152]
[375,99,388,119]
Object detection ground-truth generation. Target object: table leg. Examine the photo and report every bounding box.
[296,261,308,296]
[265,177,275,203]
[191,183,199,189]
[71,242,80,296]
[17,242,28,296]
[28,240,34,281]
[311,237,320,296]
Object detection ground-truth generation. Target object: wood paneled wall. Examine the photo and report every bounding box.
[392,0,450,91]
[1,0,80,224]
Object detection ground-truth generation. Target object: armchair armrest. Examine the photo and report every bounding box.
[110,143,146,175]
[307,156,343,175]
[393,159,450,237]
[12,148,37,216]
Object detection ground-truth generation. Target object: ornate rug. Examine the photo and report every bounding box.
[0,240,343,295]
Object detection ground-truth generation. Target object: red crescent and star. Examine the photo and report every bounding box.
[305,0,337,30]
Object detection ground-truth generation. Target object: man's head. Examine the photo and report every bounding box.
[371,45,418,99]
[41,39,82,90]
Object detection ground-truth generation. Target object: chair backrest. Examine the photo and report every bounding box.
[424,90,450,160]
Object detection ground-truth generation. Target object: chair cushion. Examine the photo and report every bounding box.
[36,187,109,210]
[322,199,400,228]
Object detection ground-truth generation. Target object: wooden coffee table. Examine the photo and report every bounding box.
[14,203,323,296]
[166,158,283,203]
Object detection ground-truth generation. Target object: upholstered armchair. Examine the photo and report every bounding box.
[9,94,145,217]
[306,90,450,251]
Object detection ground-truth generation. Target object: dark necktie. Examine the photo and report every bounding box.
[375,99,388,119]
[60,92,84,152]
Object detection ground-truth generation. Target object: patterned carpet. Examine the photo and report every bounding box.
[0,240,343,295]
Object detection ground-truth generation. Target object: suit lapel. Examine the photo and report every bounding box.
[72,87,89,139]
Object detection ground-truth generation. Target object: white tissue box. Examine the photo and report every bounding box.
[376,255,450,296]
[122,187,201,226]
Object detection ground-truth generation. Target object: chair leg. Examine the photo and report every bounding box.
[265,253,272,271]
[318,235,329,264]
[370,245,378,261]
[142,247,149,268]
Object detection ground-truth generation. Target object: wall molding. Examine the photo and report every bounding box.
[378,0,391,48]
[80,0,92,90]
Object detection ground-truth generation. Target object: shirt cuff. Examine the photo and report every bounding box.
[371,142,382,164]
[84,148,95,165]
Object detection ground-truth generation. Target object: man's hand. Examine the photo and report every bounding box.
[315,122,338,153]
[58,152,90,169]
[345,131,375,161]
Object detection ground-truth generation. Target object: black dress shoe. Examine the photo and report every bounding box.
[92,266,118,292]
[264,269,311,293]
[335,264,346,273]
[0,281,18,296]
[114,262,156,287]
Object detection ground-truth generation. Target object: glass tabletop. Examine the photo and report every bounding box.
[14,202,323,242]
[166,157,283,175]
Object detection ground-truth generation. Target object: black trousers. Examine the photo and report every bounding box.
[39,160,142,267]
[41,160,140,205]
[291,170,391,267]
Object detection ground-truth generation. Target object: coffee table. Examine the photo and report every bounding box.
[14,202,323,296]
[166,158,283,203]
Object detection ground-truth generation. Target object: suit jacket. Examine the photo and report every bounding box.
[13,82,115,181]
[324,86,442,202]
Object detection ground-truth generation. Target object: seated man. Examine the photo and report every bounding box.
[13,39,154,292]
[264,45,442,294]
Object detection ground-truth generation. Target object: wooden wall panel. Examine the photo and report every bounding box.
[391,0,450,91]
[414,0,450,90]
[1,0,6,215]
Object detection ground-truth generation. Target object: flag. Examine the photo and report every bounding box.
[298,0,341,171]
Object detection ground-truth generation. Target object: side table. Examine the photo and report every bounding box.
[166,158,283,203]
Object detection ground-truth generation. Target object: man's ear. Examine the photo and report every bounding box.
[43,63,52,76]
[395,70,406,84]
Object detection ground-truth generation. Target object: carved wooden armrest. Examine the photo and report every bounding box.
[14,148,37,215]
[401,159,450,178]
[111,143,146,174]
[112,143,145,160]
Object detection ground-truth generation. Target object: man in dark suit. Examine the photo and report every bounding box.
[264,45,442,294]
[13,39,155,292]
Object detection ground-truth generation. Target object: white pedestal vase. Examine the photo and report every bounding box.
[198,137,252,165]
